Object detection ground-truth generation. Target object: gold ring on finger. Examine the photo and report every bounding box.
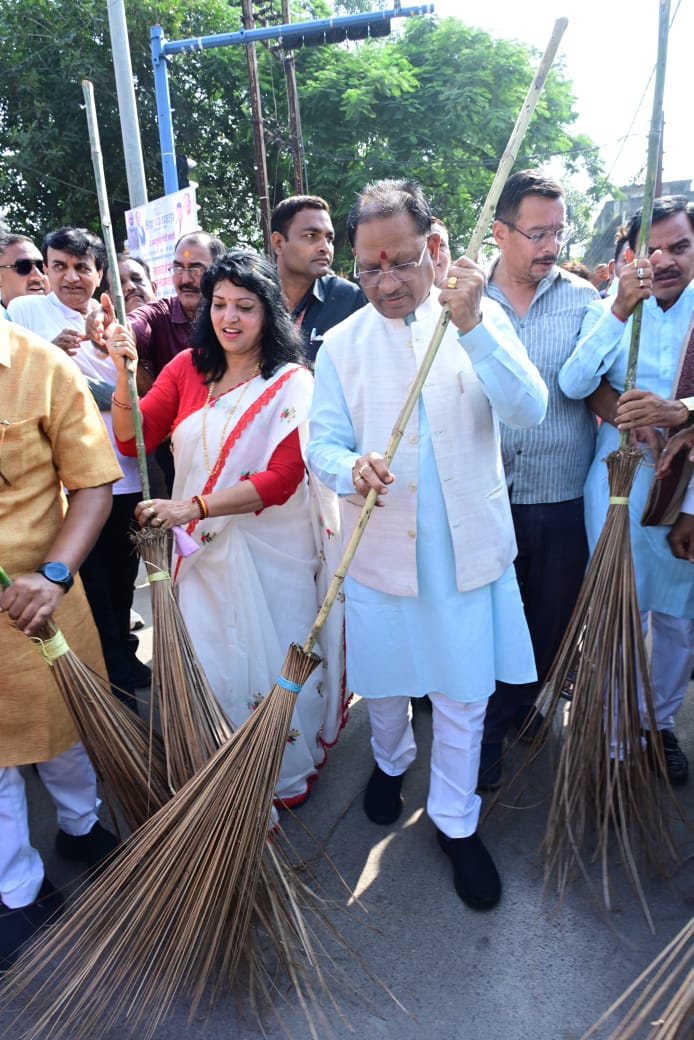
[447,276,458,289]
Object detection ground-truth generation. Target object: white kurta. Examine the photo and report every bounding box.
[309,294,548,702]
[344,399,535,700]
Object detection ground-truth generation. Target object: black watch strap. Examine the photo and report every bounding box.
[37,561,74,592]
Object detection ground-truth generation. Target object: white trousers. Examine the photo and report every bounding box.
[641,611,694,730]
[0,742,99,908]
[365,693,487,839]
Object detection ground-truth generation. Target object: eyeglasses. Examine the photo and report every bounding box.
[499,221,572,246]
[0,258,45,275]
[168,262,206,278]
[353,241,429,288]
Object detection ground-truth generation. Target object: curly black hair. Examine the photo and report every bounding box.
[191,250,307,383]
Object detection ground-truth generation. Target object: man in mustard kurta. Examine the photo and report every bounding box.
[0,316,122,968]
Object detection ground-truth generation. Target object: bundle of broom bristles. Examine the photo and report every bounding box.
[0,533,394,1040]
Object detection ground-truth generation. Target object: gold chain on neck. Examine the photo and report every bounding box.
[201,368,259,474]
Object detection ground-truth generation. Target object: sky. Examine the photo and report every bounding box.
[429,0,691,195]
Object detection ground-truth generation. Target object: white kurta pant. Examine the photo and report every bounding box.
[641,611,694,731]
[0,742,99,908]
[366,694,487,839]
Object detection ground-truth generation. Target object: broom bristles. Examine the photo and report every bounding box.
[496,448,684,931]
[32,619,170,832]
[0,645,324,1040]
[580,917,694,1039]
[134,526,234,791]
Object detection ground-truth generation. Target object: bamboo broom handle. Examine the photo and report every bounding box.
[81,79,150,499]
[620,0,670,447]
[303,17,569,656]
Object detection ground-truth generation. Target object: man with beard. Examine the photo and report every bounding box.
[477,170,600,789]
[560,195,694,785]
[271,196,365,361]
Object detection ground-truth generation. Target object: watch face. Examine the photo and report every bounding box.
[41,562,72,585]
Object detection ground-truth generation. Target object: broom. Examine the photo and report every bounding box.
[0,565,170,833]
[515,0,680,933]
[73,94,385,1035]
[580,917,694,1039]
[0,28,567,1038]
[81,81,234,792]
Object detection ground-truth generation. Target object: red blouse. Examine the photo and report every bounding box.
[115,349,306,508]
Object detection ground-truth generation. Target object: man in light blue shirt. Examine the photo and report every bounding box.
[560,196,694,785]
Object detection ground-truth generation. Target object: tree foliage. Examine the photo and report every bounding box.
[0,1,605,261]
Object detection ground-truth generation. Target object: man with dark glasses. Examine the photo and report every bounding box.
[0,233,47,315]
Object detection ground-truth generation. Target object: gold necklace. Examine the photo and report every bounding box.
[201,367,259,474]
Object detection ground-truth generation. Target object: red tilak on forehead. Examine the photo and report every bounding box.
[380,250,388,260]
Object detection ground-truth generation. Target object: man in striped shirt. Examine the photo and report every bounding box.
[478,170,601,788]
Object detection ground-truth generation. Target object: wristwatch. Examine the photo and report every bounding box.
[36,561,74,592]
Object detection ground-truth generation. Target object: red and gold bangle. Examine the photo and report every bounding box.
[111,392,132,409]
[192,495,208,519]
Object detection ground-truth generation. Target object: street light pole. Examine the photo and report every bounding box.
[107,0,148,207]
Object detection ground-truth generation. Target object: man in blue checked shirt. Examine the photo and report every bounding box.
[478,169,611,789]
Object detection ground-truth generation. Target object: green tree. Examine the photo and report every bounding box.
[0,2,606,261]
[295,15,606,261]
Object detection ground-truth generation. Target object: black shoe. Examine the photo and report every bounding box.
[646,729,689,786]
[55,821,119,868]
[363,765,404,825]
[512,705,545,744]
[0,879,65,970]
[477,742,502,792]
[436,830,501,910]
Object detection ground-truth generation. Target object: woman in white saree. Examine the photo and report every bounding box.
[108,251,333,805]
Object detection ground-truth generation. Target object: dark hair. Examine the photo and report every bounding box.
[173,231,226,261]
[41,226,106,270]
[101,253,153,293]
[192,250,306,383]
[494,170,564,224]
[270,195,331,238]
[627,195,694,250]
[347,179,431,246]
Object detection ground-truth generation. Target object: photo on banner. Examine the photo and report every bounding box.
[125,187,199,297]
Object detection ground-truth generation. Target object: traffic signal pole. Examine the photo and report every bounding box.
[150,5,435,248]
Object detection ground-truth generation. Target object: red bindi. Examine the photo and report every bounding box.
[380,250,388,260]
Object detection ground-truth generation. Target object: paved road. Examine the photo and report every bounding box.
[9,569,694,1040]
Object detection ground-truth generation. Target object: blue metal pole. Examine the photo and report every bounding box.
[151,25,179,196]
